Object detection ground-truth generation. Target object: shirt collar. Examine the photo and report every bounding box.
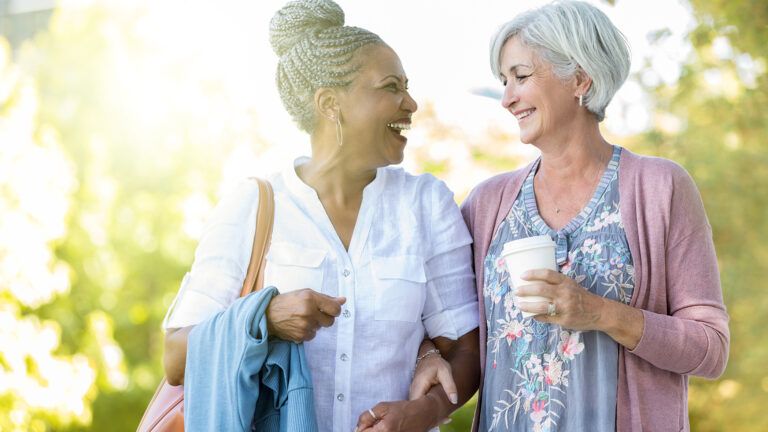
[282,156,388,203]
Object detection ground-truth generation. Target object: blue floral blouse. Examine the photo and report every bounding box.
[479,146,635,431]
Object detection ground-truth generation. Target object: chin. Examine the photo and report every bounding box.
[518,131,539,145]
[385,145,406,165]
[385,155,404,166]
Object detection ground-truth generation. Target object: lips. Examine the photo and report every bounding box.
[513,108,536,121]
[387,119,411,142]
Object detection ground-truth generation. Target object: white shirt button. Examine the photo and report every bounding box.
[342,268,351,277]
[340,353,349,361]
[343,309,351,318]
[337,393,345,401]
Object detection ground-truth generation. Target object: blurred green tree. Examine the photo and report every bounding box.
[6,2,265,430]
[0,37,96,432]
[1,0,764,430]
[628,0,768,430]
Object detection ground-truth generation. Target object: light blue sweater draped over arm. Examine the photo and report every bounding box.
[184,286,317,432]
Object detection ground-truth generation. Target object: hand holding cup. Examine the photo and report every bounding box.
[501,235,557,318]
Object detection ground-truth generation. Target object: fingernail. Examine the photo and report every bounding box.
[449,393,458,404]
[442,418,453,424]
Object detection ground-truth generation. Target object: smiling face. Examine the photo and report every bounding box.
[498,37,579,145]
[336,44,418,167]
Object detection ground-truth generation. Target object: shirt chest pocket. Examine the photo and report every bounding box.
[265,242,327,294]
[371,255,427,322]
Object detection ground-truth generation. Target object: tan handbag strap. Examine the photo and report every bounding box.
[239,177,275,298]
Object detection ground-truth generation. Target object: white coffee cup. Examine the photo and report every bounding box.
[501,235,557,318]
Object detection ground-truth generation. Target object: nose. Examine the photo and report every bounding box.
[402,90,418,114]
[501,81,518,110]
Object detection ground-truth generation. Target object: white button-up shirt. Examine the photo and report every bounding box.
[164,158,478,432]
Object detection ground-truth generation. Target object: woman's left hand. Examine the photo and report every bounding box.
[516,269,604,331]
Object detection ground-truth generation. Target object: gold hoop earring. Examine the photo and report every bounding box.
[578,94,584,107]
[334,116,343,148]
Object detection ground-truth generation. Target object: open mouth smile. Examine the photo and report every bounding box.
[387,121,411,141]
[514,108,535,121]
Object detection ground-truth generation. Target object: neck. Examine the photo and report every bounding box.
[535,121,612,182]
[299,135,376,207]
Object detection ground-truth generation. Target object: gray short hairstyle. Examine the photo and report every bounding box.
[269,0,383,132]
[490,0,630,121]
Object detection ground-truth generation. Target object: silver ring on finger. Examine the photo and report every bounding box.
[368,408,378,421]
[547,302,557,317]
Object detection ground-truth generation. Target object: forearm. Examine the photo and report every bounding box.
[417,337,437,357]
[597,297,644,350]
[163,326,193,385]
[427,330,480,420]
[625,308,728,377]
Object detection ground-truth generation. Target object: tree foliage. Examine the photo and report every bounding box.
[627,1,768,430]
[0,37,96,432]
[0,0,764,431]
[2,1,263,429]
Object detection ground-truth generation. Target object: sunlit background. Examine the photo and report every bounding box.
[0,0,765,430]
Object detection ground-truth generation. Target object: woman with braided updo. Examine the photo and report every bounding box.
[161,0,480,431]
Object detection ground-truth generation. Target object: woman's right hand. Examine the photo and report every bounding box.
[408,352,458,405]
[266,288,346,342]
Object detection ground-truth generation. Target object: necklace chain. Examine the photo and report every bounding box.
[537,156,606,215]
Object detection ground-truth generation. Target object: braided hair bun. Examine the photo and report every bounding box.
[269,0,345,57]
[269,0,383,132]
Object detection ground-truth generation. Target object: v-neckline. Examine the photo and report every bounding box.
[524,146,621,237]
[284,157,385,261]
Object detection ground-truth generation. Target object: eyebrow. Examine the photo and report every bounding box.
[507,63,533,74]
[379,75,408,85]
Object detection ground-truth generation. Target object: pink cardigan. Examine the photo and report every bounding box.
[461,148,729,431]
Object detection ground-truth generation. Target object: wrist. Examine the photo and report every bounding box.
[593,295,611,332]
[598,298,643,350]
[417,392,446,429]
[417,338,437,357]
[415,348,441,368]
[265,296,282,338]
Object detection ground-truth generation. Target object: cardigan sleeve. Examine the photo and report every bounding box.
[629,166,729,379]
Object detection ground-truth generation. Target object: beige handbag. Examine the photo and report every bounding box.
[137,178,274,432]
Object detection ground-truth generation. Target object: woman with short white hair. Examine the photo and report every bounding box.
[462,1,729,430]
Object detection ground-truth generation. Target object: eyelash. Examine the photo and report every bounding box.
[386,83,408,92]
[502,75,531,86]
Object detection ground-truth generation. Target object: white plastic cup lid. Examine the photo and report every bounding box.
[501,235,555,257]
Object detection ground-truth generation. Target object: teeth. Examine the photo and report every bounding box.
[516,109,534,120]
[387,122,411,131]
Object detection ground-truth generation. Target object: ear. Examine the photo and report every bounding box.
[574,68,593,98]
[314,87,340,121]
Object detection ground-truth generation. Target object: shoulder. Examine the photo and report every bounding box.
[620,148,693,183]
[383,166,455,201]
[619,148,709,233]
[619,148,699,198]
[206,178,262,226]
[464,165,531,210]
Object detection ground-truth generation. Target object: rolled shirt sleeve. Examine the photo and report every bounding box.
[421,178,479,340]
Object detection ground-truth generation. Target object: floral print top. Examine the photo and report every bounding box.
[479,146,634,432]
